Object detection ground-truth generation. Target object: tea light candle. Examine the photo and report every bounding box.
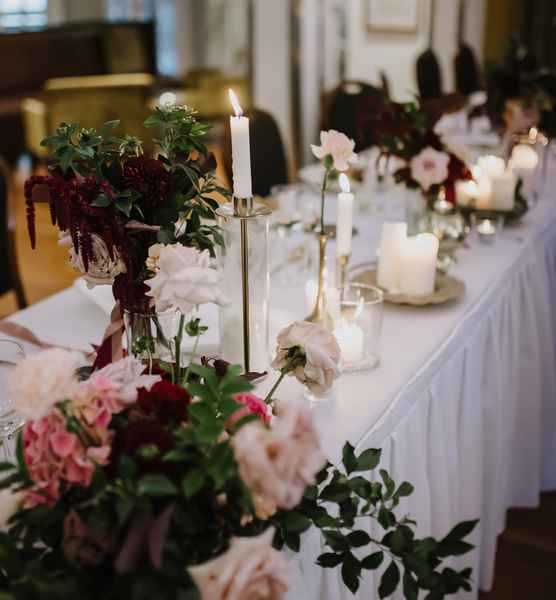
[377,222,407,292]
[228,89,252,198]
[510,144,539,171]
[333,320,365,364]
[336,174,354,256]
[477,155,506,178]
[476,219,497,245]
[489,170,516,211]
[399,233,439,296]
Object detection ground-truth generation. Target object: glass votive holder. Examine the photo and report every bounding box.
[471,214,504,246]
[332,284,383,372]
[0,339,26,462]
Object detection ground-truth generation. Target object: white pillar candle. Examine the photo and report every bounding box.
[489,171,516,211]
[455,180,479,207]
[228,89,252,198]
[399,233,439,296]
[477,155,506,178]
[333,319,365,364]
[473,176,494,210]
[377,222,407,293]
[510,144,539,171]
[336,174,354,256]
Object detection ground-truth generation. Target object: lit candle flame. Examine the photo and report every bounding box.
[228,89,243,117]
[339,173,350,194]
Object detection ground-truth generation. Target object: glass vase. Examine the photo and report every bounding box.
[404,187,427,235]
[216,202,271,373]
[124,309,186,374]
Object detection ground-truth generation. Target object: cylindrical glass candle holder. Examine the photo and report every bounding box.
[332,284,383,372]
[216,202,271,373]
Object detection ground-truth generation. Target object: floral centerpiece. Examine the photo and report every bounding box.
[0,320,477,599]
[365,100,472,206]
[24,105,229,370]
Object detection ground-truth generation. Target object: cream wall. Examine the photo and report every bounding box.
[345,0,486,101]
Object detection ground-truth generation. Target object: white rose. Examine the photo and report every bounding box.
[145,244,227,314]
[188,529,291,600]
[68,233,126,288]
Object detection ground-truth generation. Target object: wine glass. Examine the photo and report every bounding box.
[0,340,26,461]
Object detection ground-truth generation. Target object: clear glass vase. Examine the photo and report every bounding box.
[404,187,427,235]
[216,202,271,373]
[124,309,185,373]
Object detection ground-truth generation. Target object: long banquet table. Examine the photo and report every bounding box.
[2,181,556,599]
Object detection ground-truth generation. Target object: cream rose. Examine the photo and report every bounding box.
[9,348,79,419]
[233,399,326,517]
[410,146,450,191]
[145,243,166,272]
[311,130,357,172]
[271,321,341,396]
[68,233,126,288]
[188,529,290,600]
[145,244,227,314]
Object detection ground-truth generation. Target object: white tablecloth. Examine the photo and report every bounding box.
[3,190,556,599]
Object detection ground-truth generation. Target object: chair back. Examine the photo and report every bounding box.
[322,82,384,151]
[223,108,288,198]
[43,74,155,154]
[0,159,26,308]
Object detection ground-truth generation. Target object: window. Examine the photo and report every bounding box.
[106,0,154,22]
[0,0,47,30]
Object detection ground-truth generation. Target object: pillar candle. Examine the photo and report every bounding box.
[477,155,506,178]
[489,171,516,211]
[377,222,407,293]
[455,180,479,207]
[510,144,539,171]
[228,89,252,198]
[336,174,354,256]
[473,176,494,210]
[399,233,439,296]
[333,320,365,364]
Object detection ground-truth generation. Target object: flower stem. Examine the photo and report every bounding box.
[320,169,328,235]
[173,314,185,385]
[263,369,288,405]
[182,332,201,387]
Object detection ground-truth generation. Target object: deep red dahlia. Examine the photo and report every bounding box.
[137,380,190,425]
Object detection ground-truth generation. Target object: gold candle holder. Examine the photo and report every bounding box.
[306,233,329,324]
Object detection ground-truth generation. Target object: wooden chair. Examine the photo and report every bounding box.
[0,159,27,310]
[222,108,288,198]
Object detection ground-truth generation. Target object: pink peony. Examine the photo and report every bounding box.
[311,130,358,172]
[188,529,290,600]
[409,147,450,191]
[226,393,271,428]
[233,399,326,518]
[271,321,341,396]
[9,348,79,420]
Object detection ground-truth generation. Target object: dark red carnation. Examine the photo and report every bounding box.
[137,380,190,425]
[117,419,175,474]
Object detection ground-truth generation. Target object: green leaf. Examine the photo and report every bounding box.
[395,481,414,499]
[320,483,351,503]
[356,448,381,471]
[361,551,384,570]
[341,552,361,594]
[196,422,223,444]
[379,560,400,598]
[316,552,343,568]
[283,531,300,552]
[437,540,474,557]
[441,519,479,543]
[91,193,111,208]
[378,506,396,530]
[0,462,15,473]
[137,474,178,497]
[182,470,206,498]
[348,476,372,498]
[342,443,358,475]
[380,469,396,500]
[103,119,120,129]
[403,571,419,600]
[347,530,371,548]
[188,402,215,424]
[282,512,312,533]
[323,530,349,553]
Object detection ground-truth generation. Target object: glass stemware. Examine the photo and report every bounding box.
[0,340,26,461]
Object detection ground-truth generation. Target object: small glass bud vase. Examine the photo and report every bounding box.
[124,309,184,371]
[216,200,271,373]
[332,284,383,372]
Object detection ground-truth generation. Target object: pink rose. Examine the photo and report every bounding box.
[311,130,358,172]
[226,393,271,428]
[271,321,341,396]
[410,146,450,191]
[188,529,290,600]
[233,399,326,518]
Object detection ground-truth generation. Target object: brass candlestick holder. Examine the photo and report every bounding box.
[217,197,271,374]
[306,233,329,324]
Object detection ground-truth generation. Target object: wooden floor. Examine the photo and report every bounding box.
[1,165,555,599]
